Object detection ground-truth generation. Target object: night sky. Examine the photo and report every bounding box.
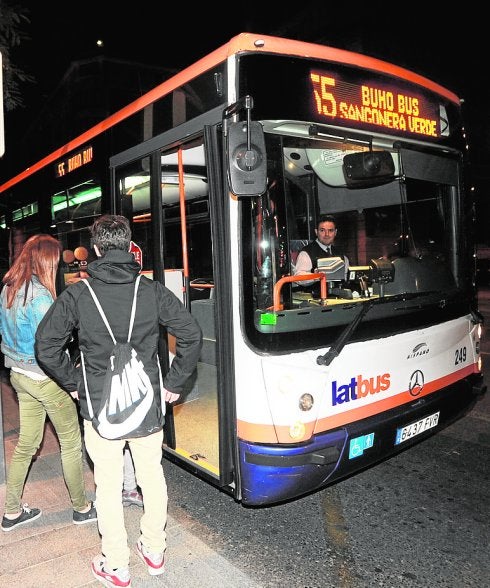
[4,2,490,240]
[9,5,488,127]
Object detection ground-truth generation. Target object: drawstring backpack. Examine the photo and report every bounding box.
[80,275,164,439]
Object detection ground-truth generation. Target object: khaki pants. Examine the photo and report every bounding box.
[83,421,167,569]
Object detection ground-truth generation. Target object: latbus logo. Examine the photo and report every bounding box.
[331,373,391,405]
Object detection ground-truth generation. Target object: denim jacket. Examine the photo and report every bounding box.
[0,276,53,371]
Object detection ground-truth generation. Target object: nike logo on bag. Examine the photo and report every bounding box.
[97,351,154,440]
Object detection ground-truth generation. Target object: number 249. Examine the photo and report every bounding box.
[454,347,466,365]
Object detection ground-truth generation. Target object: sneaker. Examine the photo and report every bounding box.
[91,554,131,588]
[136,540,165,576]
[122,489,143,508]
[1,504,42,532]
[73,501,97,525]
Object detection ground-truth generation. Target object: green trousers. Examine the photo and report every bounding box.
[4,371,89,514]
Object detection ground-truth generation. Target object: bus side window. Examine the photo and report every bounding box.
[290,239,309,267]
[160,140,213,303]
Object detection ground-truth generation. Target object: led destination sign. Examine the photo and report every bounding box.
[55,145,93,178]
[310,71,443,139]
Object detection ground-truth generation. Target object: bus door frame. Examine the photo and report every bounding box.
[109,107,237,493]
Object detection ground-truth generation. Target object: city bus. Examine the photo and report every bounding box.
[0,33,486,506]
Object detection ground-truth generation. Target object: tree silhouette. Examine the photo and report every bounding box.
[0,2,33,111]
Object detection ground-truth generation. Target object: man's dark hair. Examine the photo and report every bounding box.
[317,214,336,227]
[90,215,131,255]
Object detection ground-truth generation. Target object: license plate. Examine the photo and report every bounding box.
[395,411,440,445]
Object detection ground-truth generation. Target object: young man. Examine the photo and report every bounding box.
[35,215,202,588]
[293,214,348,279]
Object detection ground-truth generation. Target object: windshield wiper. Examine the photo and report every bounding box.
[316,291,437,366]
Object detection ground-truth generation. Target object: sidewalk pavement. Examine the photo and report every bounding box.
[0,373,261,588]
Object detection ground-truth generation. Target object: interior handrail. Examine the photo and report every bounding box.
[272,273,327,311]
[189,283,214,290]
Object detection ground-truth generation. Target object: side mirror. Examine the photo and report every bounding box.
[227,121,267,197]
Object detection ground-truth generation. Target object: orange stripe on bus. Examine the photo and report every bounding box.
[0,33,458,196]
[237,364,476,444]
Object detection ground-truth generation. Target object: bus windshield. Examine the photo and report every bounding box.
[247,125,463,339]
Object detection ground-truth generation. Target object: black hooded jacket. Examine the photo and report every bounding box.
[35,250,203,428]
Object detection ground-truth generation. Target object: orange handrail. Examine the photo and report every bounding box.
[272,273,327,311]
[190,283,214,290]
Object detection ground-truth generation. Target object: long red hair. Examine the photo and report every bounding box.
[2,234,61,308]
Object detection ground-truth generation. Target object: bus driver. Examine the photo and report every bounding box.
[293,214,349,284]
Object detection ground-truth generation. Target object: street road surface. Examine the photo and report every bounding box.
[165,287,490,588]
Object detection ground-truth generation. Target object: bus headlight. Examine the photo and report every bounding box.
[299,393,314,411]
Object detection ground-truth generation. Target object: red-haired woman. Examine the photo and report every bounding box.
[0,234,97,531]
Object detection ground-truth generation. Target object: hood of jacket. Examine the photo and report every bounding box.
[87,249,141,284]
